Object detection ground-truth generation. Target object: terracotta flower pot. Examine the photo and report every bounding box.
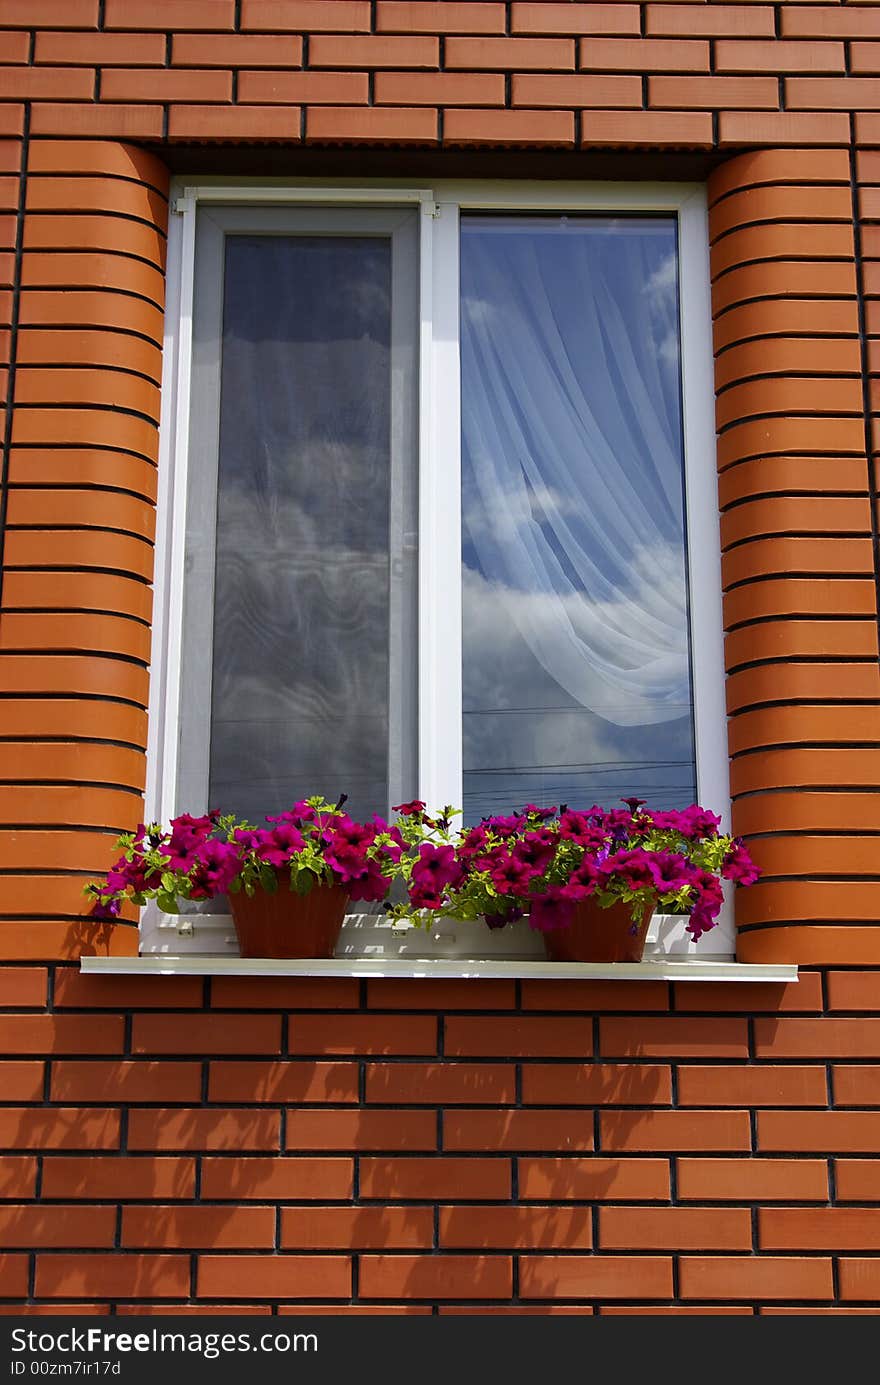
[229,877,348,959]
[541,894,656,963]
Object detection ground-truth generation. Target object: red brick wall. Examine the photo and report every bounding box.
[1,0,880,1315]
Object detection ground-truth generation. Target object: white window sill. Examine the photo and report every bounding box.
[91,910,793,980]
[81,955,796,982]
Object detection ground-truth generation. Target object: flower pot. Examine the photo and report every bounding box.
[229,877,348,958]
[541,895,656,963]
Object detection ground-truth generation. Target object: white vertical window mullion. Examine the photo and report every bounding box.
[677,187,735,956]
[146,190,196,828]
[418,200,463,812]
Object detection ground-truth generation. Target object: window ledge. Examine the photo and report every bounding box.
[80,955,797,982]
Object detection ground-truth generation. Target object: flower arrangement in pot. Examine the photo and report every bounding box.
[85,795,405,959]
[388,798,760,962]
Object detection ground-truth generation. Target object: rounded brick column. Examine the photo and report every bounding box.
[708,148,880,965]
[0,139,169,960]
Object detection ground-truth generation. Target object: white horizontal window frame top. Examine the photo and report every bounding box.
[144,176,737,965]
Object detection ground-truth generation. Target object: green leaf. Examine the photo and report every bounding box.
[156,891,179,914]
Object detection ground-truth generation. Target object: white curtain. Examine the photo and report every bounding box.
[460,219,692,729]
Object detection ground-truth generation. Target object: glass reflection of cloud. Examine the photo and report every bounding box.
[460,215,696,821]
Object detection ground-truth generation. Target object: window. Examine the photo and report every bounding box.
[146,181,731,958]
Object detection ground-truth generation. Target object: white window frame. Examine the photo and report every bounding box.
[144,177,733,959]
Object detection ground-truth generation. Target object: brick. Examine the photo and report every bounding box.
[521,1063,671,1106]
[36,1255,190,1300]
[132,1014,281,1055]
[521,1256,672,1300]
[360,1255,512,1300]
[761,1209,880,1251]
[840,1261,880,1301]
[0,1062,44,1101]
[833,1067,880,1106]
[35,32,166,64]
[123,1207,275,1249]
[650,75,779,108]
[445,1017,591,1058]
[173,34,302,66]
[41,1157,195,1201]
[440,1206,592,1250]
[306,106,438,143]
[207,1060,357,1104]
[672,974,822,1012]
[365,1062,516,1104]
[602,1306,753,1316]
[0,1,97,24]
[600,1017,748,1058]
[0,1257,28,1299]
[582,110,713,146]
[0,1158,37,1199]
[445,36,576,68]
[512,3,641,35]
[127,1109,280,1152]
[286,1109,436,1151]
[519,1158,670,1201]
[0,967,47,1007]
[788,77,880,110]
[783,7,880,39]
[310,34,437,67]
[377,2,506,32]
[677,1066,828,1107]
[719,111,851,145]
[0,67,95,100]
[101,69,232,102]
[444,109,575,145]
[600,1207,752,1251]
[438,1305,592,1315]
[198,1255,350,1300]
[236,72,367,104]
[647,4,775,37]
[836,1161,880,1202]
[105,0,235,27]
[241,0,371,29]
[580,37,710,71]
[443,1109,593,1152]
[29,104,164,139]
[512,73,641,106]
[168,106,302,140]
[755,1018,880,1059]
[53,972,202,1009]
[282,1206,434,1249]
[201,1157,352,1200]
[851,45,880,74]
[0,1108,119,1150]
[680,1256,833,1302]
[715,39,845,72]
[520,980,670,1011]
[374,72,505,106]
[827,972,880,1011]
[51,1061,202,1104]
[211,977,358,1009]
[0,33,32,64]
[359,1157,510,1200]
[289,1014,436,1054]
[601,1111,751,1151]
[0,1204,116,1248]
[759,1111,880,1153]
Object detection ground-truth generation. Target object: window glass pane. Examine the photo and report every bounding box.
[460,214,696,821]
[205,235,396,823]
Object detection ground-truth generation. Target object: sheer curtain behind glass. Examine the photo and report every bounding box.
[460,215,696,820]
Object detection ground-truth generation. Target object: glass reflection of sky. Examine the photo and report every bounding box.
[460,216,697,822]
